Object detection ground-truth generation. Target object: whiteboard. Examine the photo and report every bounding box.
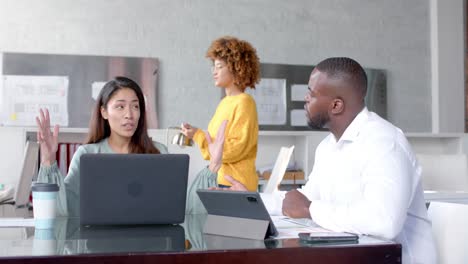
[246,78,287,125]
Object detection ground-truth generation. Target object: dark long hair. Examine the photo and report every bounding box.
[85,76,160,154]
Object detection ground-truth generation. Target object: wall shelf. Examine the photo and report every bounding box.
[1,127,466,193]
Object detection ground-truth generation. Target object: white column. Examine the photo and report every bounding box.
[430,0,465,133]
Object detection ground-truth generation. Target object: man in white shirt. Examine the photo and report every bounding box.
[219,57,436,264]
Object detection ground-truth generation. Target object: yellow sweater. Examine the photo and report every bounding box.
[193,93,259,191]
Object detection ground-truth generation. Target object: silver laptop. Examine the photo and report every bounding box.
[80,154,189,225]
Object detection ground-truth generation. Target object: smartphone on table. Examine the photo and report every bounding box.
[299,232,359,243]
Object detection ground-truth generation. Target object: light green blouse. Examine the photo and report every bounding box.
[37,138,168,217]
[185,167,217,214]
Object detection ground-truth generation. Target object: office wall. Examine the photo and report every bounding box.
[0,0,435,132]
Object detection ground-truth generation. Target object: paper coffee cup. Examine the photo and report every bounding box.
[32,183,59,229]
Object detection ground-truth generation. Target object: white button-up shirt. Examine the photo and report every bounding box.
[262,108,436,264]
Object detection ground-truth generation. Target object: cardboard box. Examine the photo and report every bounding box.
[261,170,305,181]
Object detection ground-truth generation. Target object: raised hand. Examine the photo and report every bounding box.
[181,123,198,139]
[35,108,59,166]
[204,120,228,173]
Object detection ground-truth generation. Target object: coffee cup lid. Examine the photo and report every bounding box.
[31,183,59,192]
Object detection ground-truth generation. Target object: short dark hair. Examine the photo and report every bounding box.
[315,57,367,97]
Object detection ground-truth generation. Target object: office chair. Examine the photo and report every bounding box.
[0,141,39,217]
[427,201,468,264]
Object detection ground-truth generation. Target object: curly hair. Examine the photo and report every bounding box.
[206,36,260,90]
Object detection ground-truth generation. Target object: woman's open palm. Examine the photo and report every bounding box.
[35,108,59,165]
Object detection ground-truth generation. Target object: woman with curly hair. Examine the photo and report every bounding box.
[183,36,260,213]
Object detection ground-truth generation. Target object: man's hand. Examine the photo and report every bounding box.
[224,175,248,191]
[209,175,248,191]
[205,120,228,173]
[282,190,312,219]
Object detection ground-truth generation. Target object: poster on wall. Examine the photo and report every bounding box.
[0,53,159,128]
[1,75,69,126]
[246,78,287,125]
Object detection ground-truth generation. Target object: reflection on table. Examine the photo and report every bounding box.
[0,214,401,264]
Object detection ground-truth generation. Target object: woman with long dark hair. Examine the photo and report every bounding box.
[36,76,166,216]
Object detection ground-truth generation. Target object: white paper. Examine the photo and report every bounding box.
[246,78,286,125]
[291,84,309,101]
[1,75,69,126]
[91,81,106,100]
[262,146,295,194]
[271,216,338,239]
[271,216,317,228]
[290,109,308,127]
[279,217,318,227]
